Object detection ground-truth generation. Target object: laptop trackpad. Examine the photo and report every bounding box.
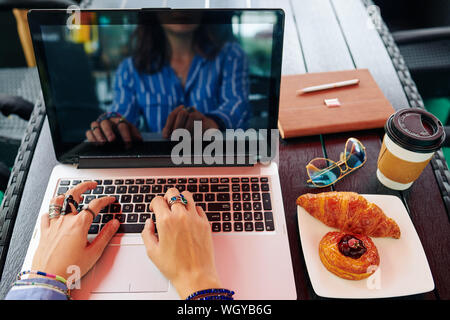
[90,245,169,293]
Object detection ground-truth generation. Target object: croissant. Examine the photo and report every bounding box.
[297,192,401,239]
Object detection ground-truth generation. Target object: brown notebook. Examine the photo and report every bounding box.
[278,69,394,139]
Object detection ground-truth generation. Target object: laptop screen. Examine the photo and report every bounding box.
[29,9,284,166]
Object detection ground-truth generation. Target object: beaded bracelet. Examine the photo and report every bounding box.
[195,295,234,301]
[186,288,235,300]
[17,270,67,285]
[13,281,71,300]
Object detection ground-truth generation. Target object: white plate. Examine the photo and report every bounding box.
[297,194,434,298]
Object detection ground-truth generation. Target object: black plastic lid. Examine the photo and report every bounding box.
[385,108,445,153]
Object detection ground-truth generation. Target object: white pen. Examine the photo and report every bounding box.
[296,78,360,94]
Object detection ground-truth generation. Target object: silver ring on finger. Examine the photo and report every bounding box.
[185,106,195,113]
[48,204,62,219]
[117,117,127,126]
[168,194,188,209]
[82,204,96,220]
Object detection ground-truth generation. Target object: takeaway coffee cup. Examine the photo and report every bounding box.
[377,108,445,190]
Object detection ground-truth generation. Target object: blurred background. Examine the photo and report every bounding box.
[374,0,450,163]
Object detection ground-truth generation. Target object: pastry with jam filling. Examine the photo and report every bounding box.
[319,231,380,280]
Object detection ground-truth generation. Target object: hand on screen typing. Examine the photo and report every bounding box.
[86,117,142,146]
[162,105,219,138]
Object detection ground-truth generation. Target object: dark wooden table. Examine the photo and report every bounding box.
[1,0,449,300]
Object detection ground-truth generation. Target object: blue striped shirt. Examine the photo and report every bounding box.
[111,42,250,132]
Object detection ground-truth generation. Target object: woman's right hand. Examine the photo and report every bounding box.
[141,188,222,300]
[85,117,142,145]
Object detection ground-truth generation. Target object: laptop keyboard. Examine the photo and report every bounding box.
[55,177,275,234]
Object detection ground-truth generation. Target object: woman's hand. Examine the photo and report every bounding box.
[85,117,142,146]
[141,188,222,299]
[31,181,119,283]
[162,105,219,138]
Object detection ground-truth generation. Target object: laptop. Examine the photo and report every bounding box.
[22,8,296,299]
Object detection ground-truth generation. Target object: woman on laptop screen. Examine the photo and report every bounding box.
[86,12,250,144]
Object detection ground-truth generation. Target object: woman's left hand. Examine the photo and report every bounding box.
[31,181,119,282]
[162,105,219,138]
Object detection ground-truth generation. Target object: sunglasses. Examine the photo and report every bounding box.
[306,138,366,188]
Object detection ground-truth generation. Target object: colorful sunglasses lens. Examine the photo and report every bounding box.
[345,139,366,169]
[307,159,341,187]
